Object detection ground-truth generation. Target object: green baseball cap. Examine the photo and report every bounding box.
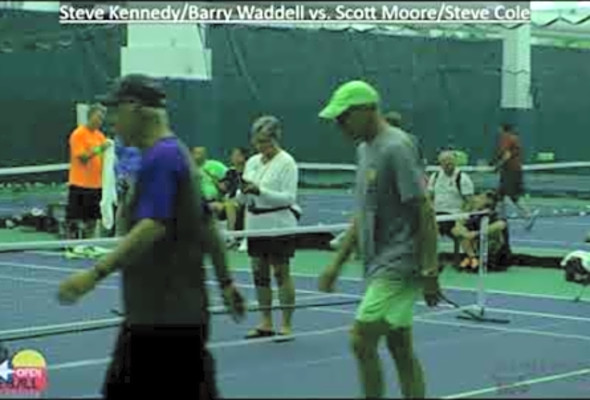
[318,80,380,120]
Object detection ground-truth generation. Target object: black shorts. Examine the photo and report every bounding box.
[248,236,296,260]
[499,170,524,200]
[102,323,218,399]
[436,212,455,238]
[235,204,245,231]
[66,185,101,221]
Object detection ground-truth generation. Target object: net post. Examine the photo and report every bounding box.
[476,215,489,312]
[457,211,510,324]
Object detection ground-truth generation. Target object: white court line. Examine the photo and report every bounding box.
[216,306,590,382]
[44,325,352,374]
[209,265,590,304]
[312,306,590,343]
[48,358,110,371]
[442,367,590,399]
[3,261,587,317]
[0,290,331,341]
[205,279,362,299]
[514,238,590,246]
[0,317,121,340]
[517,220,590,227]
[0,273,118,290]
[205,279,456,311]
[36,306,590,381]
[0,261,84,273]
[415,318,590,342]
[3,255,585,304]
[40,307,462,376]
[208,294,327,313]
[486,307,590,324]
[209,325,350,349]
[26,250,72,257]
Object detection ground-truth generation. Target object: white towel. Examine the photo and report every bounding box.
[561,251,590,272]
[100,139,118,230]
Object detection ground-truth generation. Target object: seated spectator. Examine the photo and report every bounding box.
[451,191,510,272]
[192,146,228,207]
[216,147,249,248]
[427,150,475,239]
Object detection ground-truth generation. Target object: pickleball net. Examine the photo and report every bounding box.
[3,160,590,236]
[0,209,498,344]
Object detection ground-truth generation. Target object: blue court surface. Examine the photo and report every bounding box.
[1,250,590,398]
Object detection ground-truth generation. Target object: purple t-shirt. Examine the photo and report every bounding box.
[134,136,190,222]
[120,135,211,325]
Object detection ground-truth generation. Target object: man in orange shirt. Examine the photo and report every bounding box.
[494,123,538,230]
[67,104,110,244]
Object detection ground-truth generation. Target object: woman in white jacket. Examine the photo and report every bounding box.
[238,115,300,341]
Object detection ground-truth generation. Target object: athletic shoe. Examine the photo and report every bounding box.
[459,257,471,269]
[64,246,86,259]
[238,239,248,252]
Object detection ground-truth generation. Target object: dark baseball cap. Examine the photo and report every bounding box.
[98,74,166,108]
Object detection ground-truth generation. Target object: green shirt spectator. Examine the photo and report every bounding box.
[192,147,228,201]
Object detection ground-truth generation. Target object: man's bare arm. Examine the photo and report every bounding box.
[201,218,233,289]
[411,196,439,275]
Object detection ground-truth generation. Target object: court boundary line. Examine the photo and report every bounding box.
[486,306,590,323]
[214,304,590,385]
[3,253,585,304]
[311,305,590,343]
[441,367,590,399]
[208,280,590,324]
[0,272,119,290]
[205,280,458,311]
[40,306,590,397]
[0,261,85,273]
[2,260,588,320]
[50,309,590,397]
[211,266,589,303]
[208,325,350,349]
[0,291,330,340]
[45,325,353,374]
[415,318,590,342]
[2,259,587,321]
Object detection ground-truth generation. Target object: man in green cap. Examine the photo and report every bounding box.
[317,80,441,398]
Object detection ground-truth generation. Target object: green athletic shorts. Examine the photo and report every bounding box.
[355,277,420,328]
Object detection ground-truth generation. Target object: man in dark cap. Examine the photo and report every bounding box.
[57,74,245,398]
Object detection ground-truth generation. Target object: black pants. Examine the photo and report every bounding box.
[102,323,218,399]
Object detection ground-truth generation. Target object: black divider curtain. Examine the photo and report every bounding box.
[0,11,122,167]
[2,15,590,167]
[531,47,590,162]
[208,26,506,164]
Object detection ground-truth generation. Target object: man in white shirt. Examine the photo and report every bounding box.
[427,150,474,239]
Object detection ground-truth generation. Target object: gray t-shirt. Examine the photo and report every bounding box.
[117,136,210,326]
[356,126,426,280]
